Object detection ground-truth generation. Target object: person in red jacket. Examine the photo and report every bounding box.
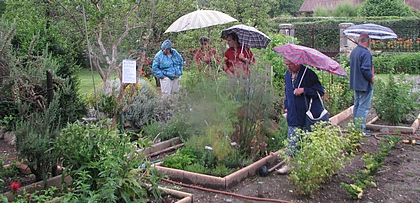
[222,32,255,77]
[194,36,220,73]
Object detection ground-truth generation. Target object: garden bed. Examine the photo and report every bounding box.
[366,113,420,134]
[2,175,71,201]
[152,150,283,190]
[137,137,184,161]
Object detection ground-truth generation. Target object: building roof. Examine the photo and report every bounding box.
[298,0,420,13]
[299,0,363,12]
[406,0,420,11]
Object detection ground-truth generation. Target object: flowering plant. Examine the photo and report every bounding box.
[10,182,20,194]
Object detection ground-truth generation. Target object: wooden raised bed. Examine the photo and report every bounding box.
[137,137,184,158]
[151,150,283,190]
[329,106,353,126]
[2,175,72,201]
[366,113,420,134]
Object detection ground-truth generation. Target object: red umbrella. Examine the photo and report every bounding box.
[273,44,347,77]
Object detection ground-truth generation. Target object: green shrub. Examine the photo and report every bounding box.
[14,99,61,183]
[287,122,350,196]
[124,78,162,128]
[373,74,419,124]
[55,120,165,202]
[373,52,420,74]
[143,115,194,142]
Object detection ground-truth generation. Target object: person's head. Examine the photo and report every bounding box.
[199,36,211,48]
[226,32,240,48]
[283,58,300,73]
[358,33,370,48]
[161,39,172,55]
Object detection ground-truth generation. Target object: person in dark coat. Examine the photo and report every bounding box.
[277,58,325,175]
[350,33,374,133]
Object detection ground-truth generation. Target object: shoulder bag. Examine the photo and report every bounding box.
[297,67,329,132]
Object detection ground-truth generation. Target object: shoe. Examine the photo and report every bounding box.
[276,164,291,175]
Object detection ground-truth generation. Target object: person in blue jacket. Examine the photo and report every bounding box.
[277,58,325,175]
[350,33,374,133]
[152,39,184,96]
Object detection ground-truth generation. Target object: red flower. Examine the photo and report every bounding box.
[11,182,20,193]
[26,193,31,200]
[141,70,146,76]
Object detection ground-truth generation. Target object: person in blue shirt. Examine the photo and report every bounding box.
[152,39,184,97]
[277,58,325,175]
[350,33,374,133]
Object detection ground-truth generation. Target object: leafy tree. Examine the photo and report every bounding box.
[53,0,194,126]
[209,0,273,29]
[275,0,305,17]
[2,0,87,124]
[314,2,358,17]
[358,0,414,17]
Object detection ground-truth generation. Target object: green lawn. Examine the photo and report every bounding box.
[77,68,118,97]
[77,68,195,96]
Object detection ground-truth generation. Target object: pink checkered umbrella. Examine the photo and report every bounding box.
[273,44,347,77]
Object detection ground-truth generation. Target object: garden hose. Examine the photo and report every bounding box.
[161,178,295,203]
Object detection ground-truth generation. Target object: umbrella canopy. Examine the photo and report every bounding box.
[273,44,347,77]
[343,23,398,40]
[221,24,271,49]
[164,10,238,33]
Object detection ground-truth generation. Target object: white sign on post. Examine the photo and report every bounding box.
[122,59,137,84]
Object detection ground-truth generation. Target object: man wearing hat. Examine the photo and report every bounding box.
[152,39,184,96]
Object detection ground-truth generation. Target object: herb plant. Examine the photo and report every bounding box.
[373,74,419,125]
[54,120,166,202]
[286,122,351,196]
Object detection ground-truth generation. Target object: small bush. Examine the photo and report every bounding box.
[55,120,165,202]
[287,122,350,196]
[373,74,419,125]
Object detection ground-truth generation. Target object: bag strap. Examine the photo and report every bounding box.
[308,91,325,110]
[297,66,307,88]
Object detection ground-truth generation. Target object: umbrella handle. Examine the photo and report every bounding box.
[241,44,244,54]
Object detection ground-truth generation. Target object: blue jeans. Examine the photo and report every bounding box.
[353,87,374,131]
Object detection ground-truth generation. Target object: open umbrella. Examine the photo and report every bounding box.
[164,10,238,33]
[343,23,398,40]
[273,44,347,77]
[221,24,271,49]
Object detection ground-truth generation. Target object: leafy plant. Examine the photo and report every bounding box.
[344,118,364,153]
[54,120,166,202]
[14,98,62,183]
[287,122,351,196]
[0,115,15,131]
[373,74,419,125]
[341,137,398,199]
[358,0,414,17]
[0,186,59,202]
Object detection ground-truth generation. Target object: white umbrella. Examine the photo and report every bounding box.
[343,23,398,40]
[164,10,238,33]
